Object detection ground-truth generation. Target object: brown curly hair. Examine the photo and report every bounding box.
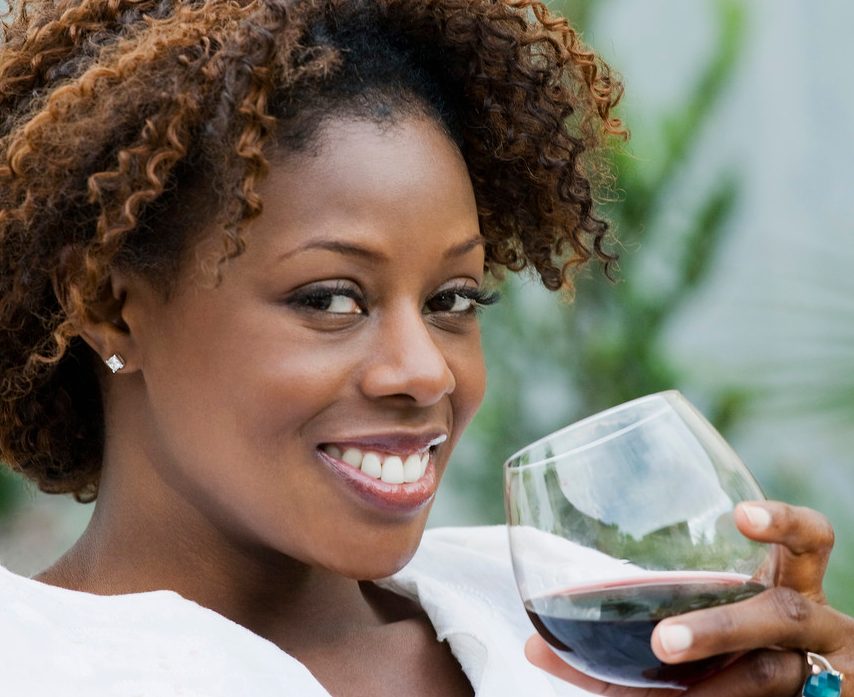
[0,0,625,502]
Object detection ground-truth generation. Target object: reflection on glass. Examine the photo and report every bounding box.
[505,391,776,689]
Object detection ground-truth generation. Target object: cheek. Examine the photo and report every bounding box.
[153,324,352,455]
[136,295,338,468]
[134,310,359,542]
[233,340,352,448]
[448,332,487,433]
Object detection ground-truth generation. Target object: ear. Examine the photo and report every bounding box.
[53,245,148,375]
[53,245,141,375]
[77,269,143,376]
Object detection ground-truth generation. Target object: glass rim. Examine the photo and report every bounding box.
[503,389,683,471]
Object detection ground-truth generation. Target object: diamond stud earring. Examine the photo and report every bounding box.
[105,353,125,374]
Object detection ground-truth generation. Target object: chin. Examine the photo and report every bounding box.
[324,529,426,581]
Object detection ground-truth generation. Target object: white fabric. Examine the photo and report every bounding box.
[0,526,595,696]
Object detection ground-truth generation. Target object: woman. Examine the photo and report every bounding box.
[0,0,850,695]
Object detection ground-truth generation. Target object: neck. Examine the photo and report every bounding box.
[36,449,386,651]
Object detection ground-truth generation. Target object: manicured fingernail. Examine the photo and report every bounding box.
[659,624,693,655]
[741,504,771,531]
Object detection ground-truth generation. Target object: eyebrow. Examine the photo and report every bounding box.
[444,235,486,259]
[277,234,484,262]
[278,240,385,263]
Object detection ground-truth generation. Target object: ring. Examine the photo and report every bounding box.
[802,652,845,697]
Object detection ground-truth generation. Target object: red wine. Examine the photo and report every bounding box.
[525,573,766,688]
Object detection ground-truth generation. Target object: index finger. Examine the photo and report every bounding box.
[735,501,834,600]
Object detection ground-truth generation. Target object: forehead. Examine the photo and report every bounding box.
[245,117,481,263]
[269,117,472,218]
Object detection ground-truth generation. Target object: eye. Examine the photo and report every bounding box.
[325,294,362,314]
[426,286,501,315]
[286,282,366,315]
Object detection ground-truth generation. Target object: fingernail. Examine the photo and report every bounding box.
[742,504,772,531]
[659,624,693,655]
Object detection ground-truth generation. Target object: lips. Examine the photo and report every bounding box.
[316,432,447,514]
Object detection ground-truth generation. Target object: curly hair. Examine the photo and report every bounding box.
[0,0,625,501]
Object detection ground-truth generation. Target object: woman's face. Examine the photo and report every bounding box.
[120,116,487,578]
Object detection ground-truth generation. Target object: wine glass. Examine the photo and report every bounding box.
[504,391,776,690]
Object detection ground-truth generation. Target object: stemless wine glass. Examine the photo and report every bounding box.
[504,391,776,690]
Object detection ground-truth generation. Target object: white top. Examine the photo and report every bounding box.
[0,526,595,697]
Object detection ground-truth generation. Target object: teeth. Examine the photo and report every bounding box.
[322,445,431,483]
[380,456,404,484]
[403,454,423,483]
[341,448,362,467]
[360,452,383,479]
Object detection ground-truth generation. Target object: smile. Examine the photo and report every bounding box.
[316,434,448,514]
[320,444,431,483]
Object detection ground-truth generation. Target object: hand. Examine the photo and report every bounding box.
[525,501,854,696]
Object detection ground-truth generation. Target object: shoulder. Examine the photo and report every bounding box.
[382,526,594,697]
[415,524,514,570]
[393,525,518,610]
[0,563,328,696]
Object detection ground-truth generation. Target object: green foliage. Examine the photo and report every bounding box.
[0,466,22,519]
[446,0,748,525]
[567,0,746,420]
[443,0,854,615]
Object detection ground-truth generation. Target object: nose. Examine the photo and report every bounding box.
[359,304,456,406]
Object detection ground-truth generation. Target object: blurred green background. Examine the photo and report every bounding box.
[1,0,852,615]
[432,0,854,614]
